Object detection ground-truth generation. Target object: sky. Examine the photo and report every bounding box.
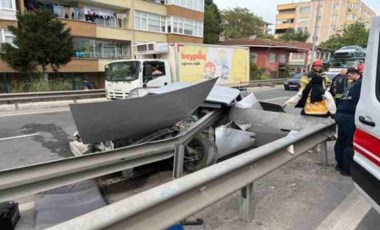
[213,0,380,25]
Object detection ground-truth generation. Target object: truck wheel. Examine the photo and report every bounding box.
[184,134,217,173]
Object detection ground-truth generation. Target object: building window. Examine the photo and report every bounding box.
[330,25,337,34]
[299,7,310,14]
[269,53,276,63]
[73,38,131,59]
[332,15,338,21]
[167,16,203,37]
[297,17,309,25]
[167,0,204,12]
[279,54,286,63]
[348,3,356,9]
[0,29,15,46]
[0,0,14,9]
[145,0,166,5]
[347,14,357,20]
[292,53,305,60]
[250,52,258,63]
[332,3,339,10]
[297,27,308,33]
[135,11,167,33]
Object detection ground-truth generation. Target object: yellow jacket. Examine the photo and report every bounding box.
[299,72,331,91]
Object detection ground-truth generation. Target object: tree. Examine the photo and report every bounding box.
[278,29,310,42]
[204,0,223,44]
[0,10,73,80]
[320,21,369,51]
[221,7,266,39]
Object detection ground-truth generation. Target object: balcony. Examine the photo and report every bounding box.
[25,3,129,31]
[276,13,295,20]
[277,4,296,11]
[0,8,17,21]
[275,23,294,30]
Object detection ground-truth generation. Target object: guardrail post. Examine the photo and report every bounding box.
[320,141,328,167]
[173,144,185,179]
[3,73,9,93]
[73,97,77,103]
[240,182,255,222]
[15,101,19,110]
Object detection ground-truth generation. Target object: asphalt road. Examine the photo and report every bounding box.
[1,86,379,229]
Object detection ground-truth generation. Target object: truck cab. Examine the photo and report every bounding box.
[352,16,380,213]
[105,59,172,99]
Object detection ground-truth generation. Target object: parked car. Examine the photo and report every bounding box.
[283,73,302,91]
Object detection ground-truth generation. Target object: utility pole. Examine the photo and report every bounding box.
[310,0,322,70]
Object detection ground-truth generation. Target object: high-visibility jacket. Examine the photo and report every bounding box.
[329,74,353,101]
[299,71,330,91]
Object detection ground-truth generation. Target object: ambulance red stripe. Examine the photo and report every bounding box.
[354,129,380,167]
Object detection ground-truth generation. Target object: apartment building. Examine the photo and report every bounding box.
[0,0,204,91]
[275,0,376,44]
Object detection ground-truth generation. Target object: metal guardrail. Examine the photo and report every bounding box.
[0,89,105,110]
[49,119,335,230]
[247,79,285,87]
[0,110,222,202]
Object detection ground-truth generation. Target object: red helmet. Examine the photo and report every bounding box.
[357,63,365,73]
[312,60,323,67]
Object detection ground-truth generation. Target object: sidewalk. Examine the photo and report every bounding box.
[184,142,363,230]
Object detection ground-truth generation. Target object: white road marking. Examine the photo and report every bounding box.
[0,133,40,141]
[0,108,69,118]
[315,190,371,230]
[262,96,292,102]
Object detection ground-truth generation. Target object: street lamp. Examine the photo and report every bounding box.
[310,0,322,70]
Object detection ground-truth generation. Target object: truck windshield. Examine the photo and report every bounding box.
[330,59,357,68]
[106,61,140,82]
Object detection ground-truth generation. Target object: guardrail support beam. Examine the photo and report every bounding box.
[15,101,19,110]
[240,182,255,222]
[320,141,328,167]
[173,144,185,179]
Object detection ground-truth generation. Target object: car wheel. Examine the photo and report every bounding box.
[284,86,290,90]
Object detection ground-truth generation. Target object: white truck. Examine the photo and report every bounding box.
[352,16,380,213]
[328,46,365,74]
[105,42,250,99]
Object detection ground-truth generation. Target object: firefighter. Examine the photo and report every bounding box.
[334,67,362,176]
[300,60,330,91]
[357,63,365,74]
[329,69,349,105]
[284,74,336,117]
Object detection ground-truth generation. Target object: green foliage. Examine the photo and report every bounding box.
[9,77,71,92]
[204,0,223,44]
[320,21,370,52]
[221,7,267,39]
[278,29,310,42]
[250,62,267,80]
[0,10,73,76]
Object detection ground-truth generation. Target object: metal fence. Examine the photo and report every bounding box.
[0,89,105,110]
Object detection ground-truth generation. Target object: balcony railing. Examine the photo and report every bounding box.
[0,8,17,21]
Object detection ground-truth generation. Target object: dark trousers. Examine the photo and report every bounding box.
[334,113,356,172]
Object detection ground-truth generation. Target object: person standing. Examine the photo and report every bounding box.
[300,60,330,91]
[334,67,362,176]
[284,74,336,117]
[329,69,349,105]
